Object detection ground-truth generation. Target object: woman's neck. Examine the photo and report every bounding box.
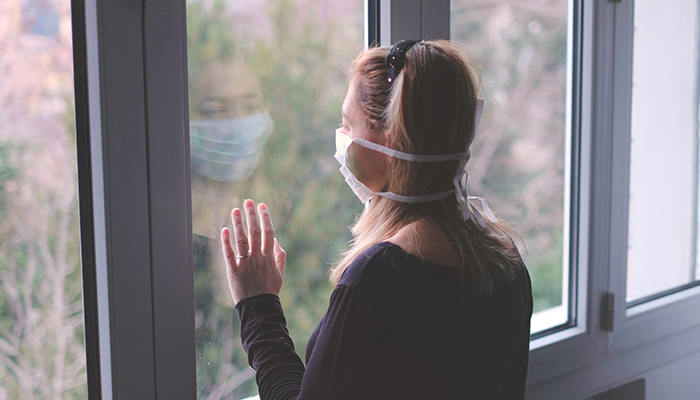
[387,218,461,267]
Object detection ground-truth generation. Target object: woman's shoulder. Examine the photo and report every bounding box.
[336,241,455,296]
[335,240,530,302]
[337,241,398,288]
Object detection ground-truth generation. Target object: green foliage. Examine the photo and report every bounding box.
[186,0,237,71]
[0,141,20,218]
[0,76,85,396]
[527,228,564,313]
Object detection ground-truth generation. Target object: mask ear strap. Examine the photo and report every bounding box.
[350,137,468,162]
[344,98,484,163]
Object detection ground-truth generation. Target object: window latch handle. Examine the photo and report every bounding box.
[601,292,615,332]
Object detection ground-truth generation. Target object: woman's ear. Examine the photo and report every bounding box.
[376,127,391,147]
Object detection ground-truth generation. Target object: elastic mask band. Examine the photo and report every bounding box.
[347,99,484,163]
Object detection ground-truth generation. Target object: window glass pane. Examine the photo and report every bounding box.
[186,1,364,398]
[627,0,700,303]
[0,1,87,398]
[450,0,573,333]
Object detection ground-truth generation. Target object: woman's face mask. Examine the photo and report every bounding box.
[333,128,468,204]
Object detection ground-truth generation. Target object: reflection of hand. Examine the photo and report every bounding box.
[221,199,286,306]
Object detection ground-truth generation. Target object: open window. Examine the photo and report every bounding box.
[607,0,700,353]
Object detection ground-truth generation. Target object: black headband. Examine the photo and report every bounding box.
[386,38,423,85]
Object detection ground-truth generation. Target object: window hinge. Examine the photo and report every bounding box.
[601,292,615,332]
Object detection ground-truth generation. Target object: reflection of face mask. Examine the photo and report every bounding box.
[334,99,497,228]
[189,110,274,182]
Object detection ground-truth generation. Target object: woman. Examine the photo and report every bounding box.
[221,39,533,399]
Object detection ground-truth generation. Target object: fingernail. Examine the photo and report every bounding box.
[233,208,241,217]
[260,203,267,210]
[245,199,253,207]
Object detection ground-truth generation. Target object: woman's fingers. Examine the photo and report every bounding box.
[259,203,275,255]
[231,208,249,259]
[244,199,262,254]
[220,228,238,273]
[224,200,286,305]
[274,237,287,274]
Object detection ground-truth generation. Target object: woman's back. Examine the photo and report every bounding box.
[297,242,533,399]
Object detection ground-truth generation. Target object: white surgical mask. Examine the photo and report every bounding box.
[189,110,274,182]
[334,99,497,228]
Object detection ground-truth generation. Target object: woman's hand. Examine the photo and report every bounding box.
[221,199,287,306]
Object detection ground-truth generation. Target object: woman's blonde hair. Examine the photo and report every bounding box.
[329,40,526,297]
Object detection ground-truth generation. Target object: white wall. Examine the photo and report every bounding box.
[644,349,700,400]
[526,329,700,400]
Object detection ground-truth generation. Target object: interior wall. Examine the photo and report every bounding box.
[642,349,700,400]
[526,344,700,399]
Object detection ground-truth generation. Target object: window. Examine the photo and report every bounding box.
[0,1,87,397]
[185,1,364,397]
[626,0,700,305]
[450,0,575,334]
[604,0,700,357]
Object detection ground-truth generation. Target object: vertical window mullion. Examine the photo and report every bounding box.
[82,0,164,397]
[607,0,635,344]
[367,0,380,48]
[142,0,197,398]
[385,0,421,43]
[71,0,103,397]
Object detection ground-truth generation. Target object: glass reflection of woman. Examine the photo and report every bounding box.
[220,40,533,399]
[191,60,272,309]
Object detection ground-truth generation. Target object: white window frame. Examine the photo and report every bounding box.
[72,0,700,398]
[527,0,700,397]
[606,0,700,353]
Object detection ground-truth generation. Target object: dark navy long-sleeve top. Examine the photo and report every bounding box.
[235,241,533,399]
